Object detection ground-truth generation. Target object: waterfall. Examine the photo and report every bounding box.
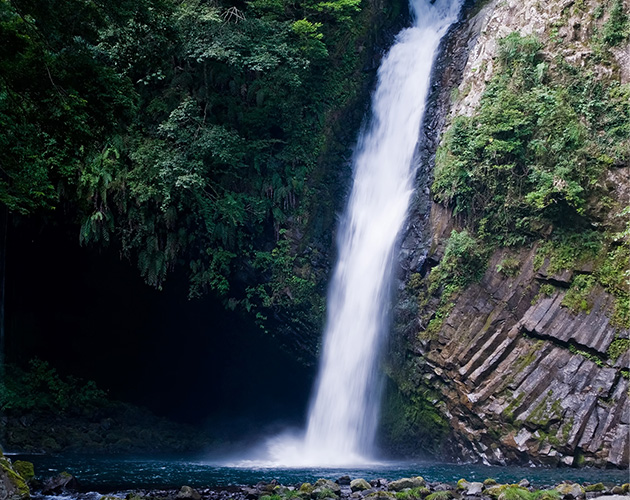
[242,0,462,468]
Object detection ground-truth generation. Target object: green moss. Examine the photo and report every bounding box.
[607,338,630,362]
[424,316,444,339]
[12,461,34,483]
[365,493,395,500]
[498,486,533,500]
[526,390,563,429]
[425,492,452,500]
[299,484,314,494]
[408,273,424,293]
[486,485,509,499]
[584,484,605,493]
[502,392,525,423]
[380,380,449,456]
[496,256,521,277]
[484,479,498,487]
[560,416,574,443]
[532,283,556,305]
[0,459,30,498]
[562,274,596,313]
[260,495,284,500]
[395,487,429,500]
[513,340,544,375]
[531,490,560,500]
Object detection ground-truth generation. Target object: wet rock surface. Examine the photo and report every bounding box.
[387,0,630,470]
[37,478,630,500]
[0,456,30,500]
[390,234,629,466]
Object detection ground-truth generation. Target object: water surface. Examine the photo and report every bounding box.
[22,455,630,491]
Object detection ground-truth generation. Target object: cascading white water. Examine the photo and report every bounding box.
[241,0,462,468]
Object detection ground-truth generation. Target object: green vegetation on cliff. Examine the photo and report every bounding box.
[432,28,629,328]
[433,32,629,246]
[385,0,629,464]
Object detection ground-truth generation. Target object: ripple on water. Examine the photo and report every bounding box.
[20,454,630,492]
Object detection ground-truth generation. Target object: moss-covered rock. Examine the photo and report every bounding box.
[300,484,314,495]
[425,492,452,500]
[365,492,395,500]
[554,484,584,499]
[0,458,30,500]
[350,479,371,492]
[11,463,34,484]
[312,479,341,497]
[394,487,430,500]
[583,484,605,493]
[390,478,426,491]
[497,486,532,500]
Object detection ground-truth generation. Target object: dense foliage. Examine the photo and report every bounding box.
[1,0,402,349]
[430,26,629,328]
[432,32,629,246]
[0,359,106,413]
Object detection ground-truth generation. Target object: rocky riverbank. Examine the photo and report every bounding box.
[28,474,630,500]
[2,454,630,500]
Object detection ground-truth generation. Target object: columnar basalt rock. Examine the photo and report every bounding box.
[388,0,630,467]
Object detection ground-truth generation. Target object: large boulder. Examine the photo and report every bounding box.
[313,479,341,498]
[350,479,371,492]
[555,484,585,500]
[365,492,395,500]
[41,472,79,495]
[389,478,426,492]
[9,464,33,486]
[461,482,483,496]
[0,458,30,500]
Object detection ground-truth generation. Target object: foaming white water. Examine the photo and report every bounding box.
[234,0,462,468]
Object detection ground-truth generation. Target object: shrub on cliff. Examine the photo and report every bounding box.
[432,33,629,246]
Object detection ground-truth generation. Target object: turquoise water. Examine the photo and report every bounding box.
[20,455,630,491]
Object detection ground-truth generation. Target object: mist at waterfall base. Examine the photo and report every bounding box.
[221,0,464,468]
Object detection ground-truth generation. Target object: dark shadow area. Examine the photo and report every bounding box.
[5,216,315,441]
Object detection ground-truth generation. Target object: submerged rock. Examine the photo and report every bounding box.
[41,472,79,495]
[177,486,201,500]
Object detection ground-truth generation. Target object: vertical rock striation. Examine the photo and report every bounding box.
[386,0,630,468]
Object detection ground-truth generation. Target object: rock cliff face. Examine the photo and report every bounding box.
[384,0,630,468]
